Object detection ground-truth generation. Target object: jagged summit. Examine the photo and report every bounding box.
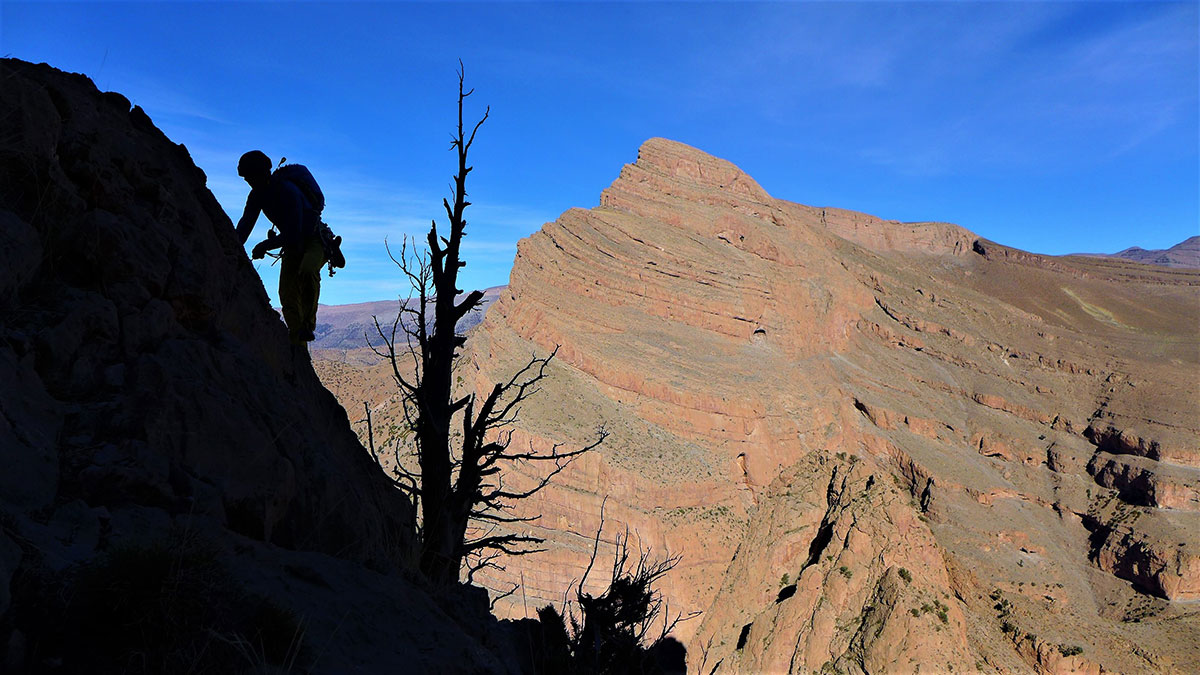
[616,137,773,201]
[605,137,980,261]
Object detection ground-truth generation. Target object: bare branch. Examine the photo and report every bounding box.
[362,401,377,463]
[376,64,603,588]
[463,533,547,557]
[488,582,518,612]
[468,510,541,524]
[465,105,490,152]
[578,496,608,598]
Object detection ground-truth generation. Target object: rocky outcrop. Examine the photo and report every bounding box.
[1088,451,1200,511]
[0,54,409,562]
[0,59,522,673]
[692,453,974,673]
[1085,493,1200,601]
[446,137,1200,671]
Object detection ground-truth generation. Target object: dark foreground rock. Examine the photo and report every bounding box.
[0,58,517,673]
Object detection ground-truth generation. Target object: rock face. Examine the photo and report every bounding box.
[0,59,521,673]
[448,138,1199,671]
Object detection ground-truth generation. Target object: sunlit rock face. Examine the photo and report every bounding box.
[458,137,1200,671]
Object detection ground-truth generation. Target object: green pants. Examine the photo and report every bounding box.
[279,238,325,344]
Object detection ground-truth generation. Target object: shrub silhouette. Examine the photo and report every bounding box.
[531,508,692,674]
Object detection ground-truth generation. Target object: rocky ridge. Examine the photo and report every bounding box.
[447,138,1199,672]
[0,59,522,673]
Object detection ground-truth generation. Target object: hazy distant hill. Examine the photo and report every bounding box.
[1074,235,1199,268]
[311,286,505,351]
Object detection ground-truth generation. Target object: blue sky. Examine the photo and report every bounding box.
[4,1,1197,305]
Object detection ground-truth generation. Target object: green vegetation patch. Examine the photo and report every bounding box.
[1061,287,1131,329]
[1058,645,1084,657]
[662,503,733,523]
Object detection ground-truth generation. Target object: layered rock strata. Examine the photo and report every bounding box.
[454,138,1200,671]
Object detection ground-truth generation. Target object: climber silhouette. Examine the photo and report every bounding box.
[236,150,324,345]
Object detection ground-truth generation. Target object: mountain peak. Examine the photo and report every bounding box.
[1077,235,1200,268]
[618,137,772,202]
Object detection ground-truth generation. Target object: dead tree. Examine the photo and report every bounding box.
[368,64,604,588]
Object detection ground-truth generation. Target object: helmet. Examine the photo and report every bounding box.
[237,150,272,178]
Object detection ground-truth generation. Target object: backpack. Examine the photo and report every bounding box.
[273,163,325,213]
[273,161,345,276]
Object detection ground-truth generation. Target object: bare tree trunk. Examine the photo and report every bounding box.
[369,63,602,589]
[416,64,486,586]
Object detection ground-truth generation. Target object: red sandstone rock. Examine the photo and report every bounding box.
[321,138,1200,671]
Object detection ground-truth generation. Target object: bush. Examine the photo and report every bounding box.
[534,528,693,674]
[1058,645,1084,657]
[898,568,912,583]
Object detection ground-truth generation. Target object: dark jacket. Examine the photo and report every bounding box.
[236,177,317,255]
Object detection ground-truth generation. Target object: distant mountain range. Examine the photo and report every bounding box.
[1073,235,1199,268]
[311,285,505,351]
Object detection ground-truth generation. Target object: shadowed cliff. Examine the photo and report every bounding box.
[0,58,518,673]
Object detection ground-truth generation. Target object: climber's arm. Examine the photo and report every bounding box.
[236,193,260,245]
